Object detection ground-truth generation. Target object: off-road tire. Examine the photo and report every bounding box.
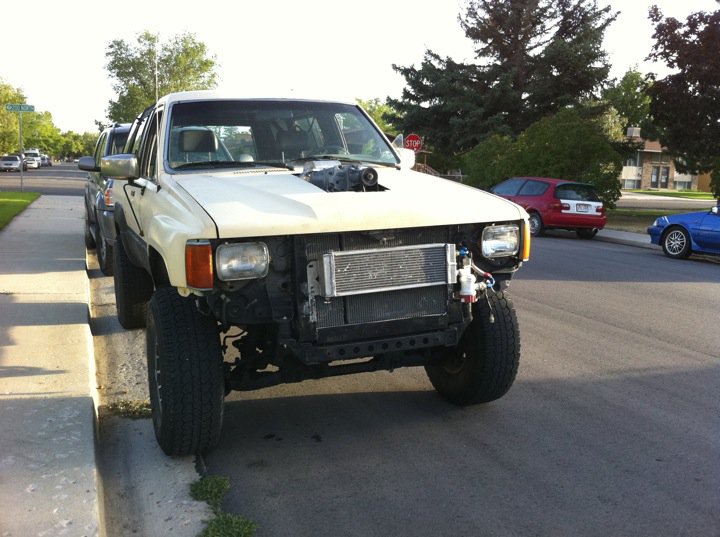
[425,290,520,405]
[95,221,114,276]
[147,287,225,456]
[113,237,153,329]
[661,226,692,259]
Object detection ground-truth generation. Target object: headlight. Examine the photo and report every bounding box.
[481,225,519,258]
[216,242,269,281]
[651,218,660,227]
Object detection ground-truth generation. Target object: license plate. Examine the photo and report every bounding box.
[576,203,590,212]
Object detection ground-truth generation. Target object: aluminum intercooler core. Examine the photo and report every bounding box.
[320,243,456,297]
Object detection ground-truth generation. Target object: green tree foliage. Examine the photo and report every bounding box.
[57,131,97,160]
[0,79,66,157]
[390,0,616,156]
[356,98,400,137]
[463,108,622,207]
[461,134,515,187]
[602,69,652,133]
[0,80,28,154]
[105,31,218,123]
[647,7,720,197]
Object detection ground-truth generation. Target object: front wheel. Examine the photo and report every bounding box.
[661,226,691,259]
[528,212,544,236]
[425,290,520,405]
[147,287,225,456]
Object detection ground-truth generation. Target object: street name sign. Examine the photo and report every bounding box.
[5,104,35,112]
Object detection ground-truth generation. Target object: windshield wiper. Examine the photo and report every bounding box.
[252,161,294,170]
[292,155,398,168]
[291,155,348,162]
[173,160,292,171]
[173,160,244,170]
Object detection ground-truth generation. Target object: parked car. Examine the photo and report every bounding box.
[0,155,27,172]
[490,177,607,238]
[24,156,40,169]
[647,204,720,259]
[40,154,51,166]
[23,148,42,169]
[77,123,131,275]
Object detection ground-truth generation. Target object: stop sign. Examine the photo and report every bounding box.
[404,133,423,152]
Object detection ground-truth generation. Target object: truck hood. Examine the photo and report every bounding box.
[174,167,527,238]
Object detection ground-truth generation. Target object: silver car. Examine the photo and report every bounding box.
[0,155,26,172]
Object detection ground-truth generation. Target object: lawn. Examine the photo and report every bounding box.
[0,192,40,231]
[629,189,715,200]
[605,208,688,234]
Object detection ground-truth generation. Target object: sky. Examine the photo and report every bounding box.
[1,0,716,134]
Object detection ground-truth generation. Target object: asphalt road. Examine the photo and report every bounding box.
[0,163,85,195]
[75,185,719,536]
[195,235,718,537]
[86,224,720,537]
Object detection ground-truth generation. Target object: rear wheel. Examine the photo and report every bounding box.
[95,221,114,276]
[84,213,95,249]
[147,287,225,456]
[662,226,691,259]
[113,237,153,329]
[576,228,598,239]
[425,290,520,405]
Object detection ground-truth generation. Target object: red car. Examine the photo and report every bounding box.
[490,177,607,239]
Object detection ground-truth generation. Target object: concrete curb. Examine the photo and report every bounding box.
[595,229,659,250]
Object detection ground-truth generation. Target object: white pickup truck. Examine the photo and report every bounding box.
[103,90,530,456]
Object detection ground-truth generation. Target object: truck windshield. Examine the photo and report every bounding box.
[166,99,398,170]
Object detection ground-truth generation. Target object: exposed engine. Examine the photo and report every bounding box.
[302,161,380,192]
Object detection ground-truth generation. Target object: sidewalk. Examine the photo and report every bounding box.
[0,196,99,536]
[0,194,654,537]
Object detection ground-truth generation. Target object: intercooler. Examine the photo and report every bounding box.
[303,229,457,329]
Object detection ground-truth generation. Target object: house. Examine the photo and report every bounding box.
[620,129,707,191]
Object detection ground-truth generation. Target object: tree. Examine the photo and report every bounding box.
[356,98,400,137]
[647,7,720,197]
[460,133,515,187]
[0,80,28,154]
[57,131,96,160]
[105,31,218,123]
[602,69,652,134]
[389,0,617,157]
[462,108,622,207]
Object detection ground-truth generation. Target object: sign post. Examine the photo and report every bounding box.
[5,104,35,192]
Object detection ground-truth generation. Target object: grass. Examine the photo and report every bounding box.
[629,189,716,200]
[191,476,258,537]
[606,208,689,234]
[0,192,40,230]
[105,399,152,419]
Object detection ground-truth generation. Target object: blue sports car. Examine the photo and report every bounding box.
[647,204,720,259]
